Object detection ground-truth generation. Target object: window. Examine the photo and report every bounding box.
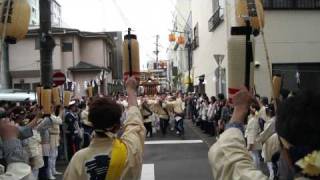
[14,83,30,91]
[212,0,219,12]
[62,42,73,52]
[209,0,224,32]
[108,52,112,67]
[263,0,320,9]
[1,0,13,23]
[192,23,199,49]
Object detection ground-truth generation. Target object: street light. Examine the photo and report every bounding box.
[168,30,193,92]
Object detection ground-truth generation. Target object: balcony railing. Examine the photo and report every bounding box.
[208,7,224,32]
[263,0,320,9]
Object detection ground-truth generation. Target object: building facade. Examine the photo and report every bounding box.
[187,0,320,98]
[27,0,39,26]
[191,0,227,98]
[8,28,116,96]
[168,0,192,92]
[254,1,320,97]
[27,0,62,27]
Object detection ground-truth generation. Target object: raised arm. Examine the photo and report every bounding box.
[121,77,146,179]
[0,119,31,180]
[208,87,267,180]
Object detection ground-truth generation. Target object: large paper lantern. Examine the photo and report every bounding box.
[235,0,265,30]
[0,0,31,42]
[123,34,140,82]
[52,87,60,106]
[41,89,52,115]
[273,75,282,100]
[87,86,93,98]
[63,91,71,107]
[227,36,254,100]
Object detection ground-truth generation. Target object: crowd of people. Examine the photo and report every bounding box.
[0,76,320,180]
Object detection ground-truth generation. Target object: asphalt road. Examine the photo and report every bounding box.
[56,119,214,180]
[143,120,213,180]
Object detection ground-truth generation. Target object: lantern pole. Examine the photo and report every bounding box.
[187,35,192,93]
[39,0,56,89]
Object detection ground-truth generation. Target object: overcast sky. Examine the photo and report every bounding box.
[56,0,176,69]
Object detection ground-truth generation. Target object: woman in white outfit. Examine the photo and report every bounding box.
[48,106,63,179]
[246,103,262,169]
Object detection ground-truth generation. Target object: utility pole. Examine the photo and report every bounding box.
[154,35,159,67]
[39,0,55,88]
[187,36,192,93]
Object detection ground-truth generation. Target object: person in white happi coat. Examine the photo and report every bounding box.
[257,104,280,180]
[0,118,31,180]
[209,88,320,180]
[48,106,63,178]
[64,77,146,180]
[245,103,262,169]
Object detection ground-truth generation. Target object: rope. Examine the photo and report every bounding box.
[257,5,278,111]
[0,0,12,62]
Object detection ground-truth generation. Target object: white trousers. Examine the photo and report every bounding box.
[250,150,261,169]
[48,146,58,176]
[267,162,274,180]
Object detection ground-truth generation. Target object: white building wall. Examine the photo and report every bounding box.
[51,0,62,27]
[9,39,40,71]
[191,0,228,97]
[52,37,62,70]
[27,0,39,26]
[80,39,105,67]
[254,10,320,97]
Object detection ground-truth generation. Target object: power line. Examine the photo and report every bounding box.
[111,0,132,28]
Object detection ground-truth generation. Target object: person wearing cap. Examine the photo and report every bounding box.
[64,77,146,180]
[64,100,82,161]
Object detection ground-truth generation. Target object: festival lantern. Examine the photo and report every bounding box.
[227,36,254,100]
[41,89,52,115]
[235,0,265,31]
[0,0,31,43]
[52,87,60,106]
[177,35,185,45]
[122,29,140,82]
[169,33,176,42]
[63,91,71,107]
[87,86,93,98]
[273,75,282,100]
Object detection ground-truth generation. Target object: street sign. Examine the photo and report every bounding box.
[53,72,66,86]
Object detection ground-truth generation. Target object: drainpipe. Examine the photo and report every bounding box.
[0,42,10,89]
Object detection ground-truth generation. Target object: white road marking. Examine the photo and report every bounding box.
[145,140,203,145]
[141,164,155,180]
